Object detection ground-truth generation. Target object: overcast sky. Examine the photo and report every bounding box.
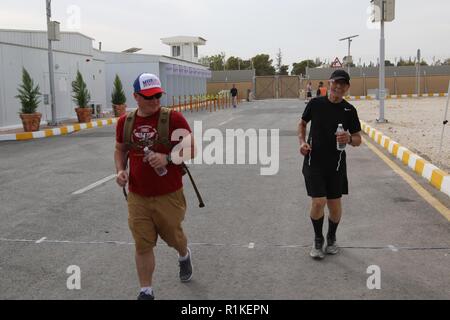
[1,0,449,67]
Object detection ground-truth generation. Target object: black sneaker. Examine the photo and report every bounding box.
[310,237,325,260]
[137,291,155,300]
[179,247,193,282]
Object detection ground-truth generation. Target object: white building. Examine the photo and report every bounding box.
[104,52,211,109]
[0,30,211,129]
[0,29,106,129]
[161,36,206,64]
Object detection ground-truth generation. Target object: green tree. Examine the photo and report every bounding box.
[397,57,415,66]
[251,54,276,76]
[72,70,91,108]
[385,60,395,66]
[111,74,126,105]
[226,56,242,70]
[279,65,289,75]
[291,59,318,76]
[198,56,211,67]
[16,68,41,114]
[209,53,226,71]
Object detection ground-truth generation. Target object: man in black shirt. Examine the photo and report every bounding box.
[297,70,362,260]
[230,84,238,108]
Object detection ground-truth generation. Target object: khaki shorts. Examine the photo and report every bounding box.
[128,189,187,254]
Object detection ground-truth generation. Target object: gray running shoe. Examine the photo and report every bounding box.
[325,238,340,255]
[179,247,193,282]
[310,237,325,260]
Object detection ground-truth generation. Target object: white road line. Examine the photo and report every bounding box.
[218,118,234,126]
[35,237,46,244]
[72,174,117,195]
[388,245,399,252]
[248,242,255,249]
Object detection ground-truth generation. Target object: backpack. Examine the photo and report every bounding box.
[122,107,186,175]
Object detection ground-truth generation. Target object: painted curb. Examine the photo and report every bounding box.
[361,121,450,198]
[345,93,448,101]
[0,118,119,142]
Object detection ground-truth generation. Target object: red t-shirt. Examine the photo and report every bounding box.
[116,108,192,197]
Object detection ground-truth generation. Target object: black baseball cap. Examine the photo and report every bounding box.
[330,70,350,84]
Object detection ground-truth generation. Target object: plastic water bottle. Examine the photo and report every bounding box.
[336,124,346,151]
[144,147,168,176]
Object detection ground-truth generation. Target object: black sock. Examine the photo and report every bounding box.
[311,216,324,240]
[327,219,340,242]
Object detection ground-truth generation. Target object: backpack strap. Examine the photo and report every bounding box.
[156,107,172,148]
[123,109,138,149]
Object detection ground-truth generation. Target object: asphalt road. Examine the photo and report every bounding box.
[0,99,449,300]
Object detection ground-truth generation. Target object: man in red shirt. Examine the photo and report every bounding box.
[114,73,197,300]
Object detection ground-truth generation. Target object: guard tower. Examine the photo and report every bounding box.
[161,36,206,63]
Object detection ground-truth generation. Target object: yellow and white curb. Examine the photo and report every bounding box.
[361,121,450,197]
[0,118,119,142]
[345,93,448,101]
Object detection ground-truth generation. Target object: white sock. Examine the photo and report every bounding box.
[178,248,190,261]
[140,287,153,295]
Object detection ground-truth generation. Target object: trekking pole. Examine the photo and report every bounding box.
[182,163,205,208]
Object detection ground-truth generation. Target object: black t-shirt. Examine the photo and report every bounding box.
[230,88,238,97]
[301,96,361,173]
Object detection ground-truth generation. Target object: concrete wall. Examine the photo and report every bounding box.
[207,81,253,98]
[304,75,450,96]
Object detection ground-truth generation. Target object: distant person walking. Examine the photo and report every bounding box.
[230,84,238,108]
[298,70,362,260]
[317,81,328,97]
[306,82,313,102]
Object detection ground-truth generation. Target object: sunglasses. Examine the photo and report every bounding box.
[330,79,349,86]
[138,92,163,100]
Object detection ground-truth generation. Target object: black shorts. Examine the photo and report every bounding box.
[307,92,312,98]
[303,167,348,200]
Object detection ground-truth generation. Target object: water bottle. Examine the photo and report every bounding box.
[144,147,168,176]
[336,124,346,151]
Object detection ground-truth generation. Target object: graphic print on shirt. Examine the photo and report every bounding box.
[132,125,159,150]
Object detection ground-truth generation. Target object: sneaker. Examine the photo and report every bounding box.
[179,247,193,282]
[137,291,155,300]
[325,238,340,255]
[310,237,325,260]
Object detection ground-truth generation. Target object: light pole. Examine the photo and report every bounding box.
[46,0,60,126]
[371,0,395,123]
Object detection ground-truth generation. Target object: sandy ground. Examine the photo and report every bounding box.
[352,97,450,173]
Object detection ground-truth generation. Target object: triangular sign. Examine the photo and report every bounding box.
[331,57,343,68]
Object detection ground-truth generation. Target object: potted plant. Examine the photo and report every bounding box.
[111,74,127,117]
[72,70,92,123]
[16,68,42,132]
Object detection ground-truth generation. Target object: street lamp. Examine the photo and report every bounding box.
[371,0,396,123]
